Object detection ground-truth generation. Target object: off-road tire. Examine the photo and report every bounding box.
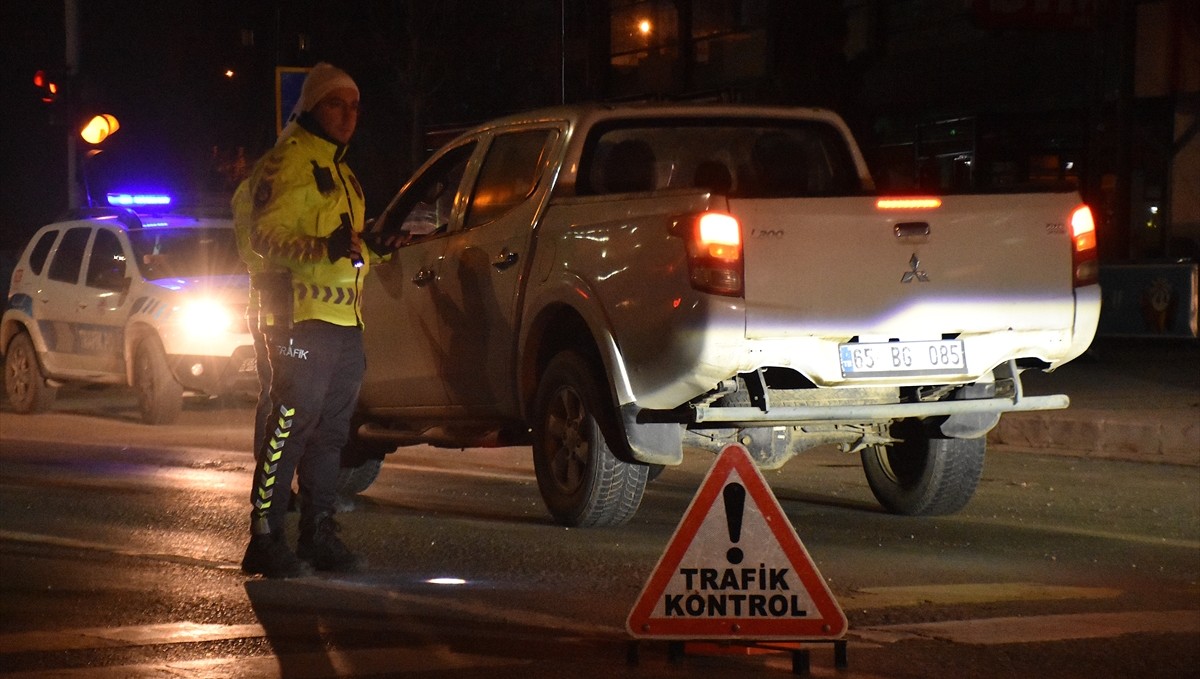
[532,350,648,527]
[861,417,985,515]
[132,336,183,425]
[4,332,56,413]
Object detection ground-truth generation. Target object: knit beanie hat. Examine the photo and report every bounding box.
[277,62,359,145]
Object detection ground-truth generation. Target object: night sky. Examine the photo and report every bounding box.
[2,2,259,248]
[0,1,565,252]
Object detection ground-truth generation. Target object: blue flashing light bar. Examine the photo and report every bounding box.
[106,192,172,207]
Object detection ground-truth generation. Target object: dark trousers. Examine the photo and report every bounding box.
[249,320,365,536]
[251,320,272,456]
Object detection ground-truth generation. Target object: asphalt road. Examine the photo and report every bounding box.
[0,391,1198,678]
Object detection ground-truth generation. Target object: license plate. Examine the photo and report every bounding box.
[239,357,257,373]
[839,340,966,377]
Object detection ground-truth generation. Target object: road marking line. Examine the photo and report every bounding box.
[0,644,522,679]
[0,530,232,570]
[853,609,1200,645]
[840,582,1122,609]
[0,622,265,654]
[950,517,1200,550]
[312,579,623,638]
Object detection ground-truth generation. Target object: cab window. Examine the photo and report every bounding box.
[383,142,477,239]
[47,227,91,284]
[85,229,128,290]
[464,129,557,229]
[578,118,862,198]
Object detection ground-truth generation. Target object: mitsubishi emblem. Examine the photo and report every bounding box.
[901,253,929,283]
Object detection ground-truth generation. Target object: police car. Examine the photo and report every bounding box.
[1,193,256,424]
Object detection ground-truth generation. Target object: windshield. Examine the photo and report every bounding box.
[127,228,246,279]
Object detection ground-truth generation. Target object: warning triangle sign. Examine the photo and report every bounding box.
[627,443,846,640]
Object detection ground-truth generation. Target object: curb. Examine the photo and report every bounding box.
[988,408,1200,466]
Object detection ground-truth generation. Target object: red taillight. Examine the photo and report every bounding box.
[674,212,743,296]
[1069,204,1098,287]
[697,212,740,255]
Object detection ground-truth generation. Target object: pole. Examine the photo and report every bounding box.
[65,0,81,209]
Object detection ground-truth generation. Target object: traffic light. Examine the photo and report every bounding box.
[80,114,120,145]
[33,69,59,104]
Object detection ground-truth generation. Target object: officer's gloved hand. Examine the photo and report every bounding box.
[363,230,412,256]
[327,221,361,264]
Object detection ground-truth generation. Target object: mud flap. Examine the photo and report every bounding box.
[939,411,1001,438]
[620,404,683,465]
[939,382,1000,438]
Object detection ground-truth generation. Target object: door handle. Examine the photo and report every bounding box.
[492,248,519,270]
[412,268,434,286]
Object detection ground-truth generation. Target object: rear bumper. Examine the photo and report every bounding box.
[690,392,1068,426]
[687,359,1068,427]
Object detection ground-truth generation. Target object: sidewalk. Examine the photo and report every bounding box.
[988,337,1200,466]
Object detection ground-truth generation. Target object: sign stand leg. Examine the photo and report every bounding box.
[791,647,810,675]
[668,640,686,664]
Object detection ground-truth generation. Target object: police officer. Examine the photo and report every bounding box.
[237,62,376,578]
[231,181,273,462]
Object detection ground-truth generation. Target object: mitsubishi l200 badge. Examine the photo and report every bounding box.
[901,253,929,283]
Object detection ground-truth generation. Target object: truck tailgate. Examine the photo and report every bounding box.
[734,193,1082,340]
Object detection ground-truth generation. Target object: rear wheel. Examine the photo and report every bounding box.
[861,418,985,516]
[132,337,183,425]
[532,350,648,527]
[4,332,57,413]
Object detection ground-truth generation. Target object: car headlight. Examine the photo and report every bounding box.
[177,299,235,337]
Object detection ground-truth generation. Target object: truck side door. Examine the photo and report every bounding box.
[434,126,562,414]
[358,141,479,411]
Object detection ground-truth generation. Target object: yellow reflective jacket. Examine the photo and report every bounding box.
[231,180,266,277]
[240,123,367,328]
[231,180,267,319]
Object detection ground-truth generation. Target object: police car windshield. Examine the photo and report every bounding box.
[127,228,246,279]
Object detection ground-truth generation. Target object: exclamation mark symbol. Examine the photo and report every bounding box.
[724,482,746,565]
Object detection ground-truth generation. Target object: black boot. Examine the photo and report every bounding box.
[241,530,314,579]
[298,514,365,572]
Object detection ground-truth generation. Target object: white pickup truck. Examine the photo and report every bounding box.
[344,104,1101,527]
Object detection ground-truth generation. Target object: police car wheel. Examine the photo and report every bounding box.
[531,350,648,528]
[132,337,183,425]
[4,332,57,413]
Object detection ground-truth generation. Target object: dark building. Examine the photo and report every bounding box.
[6,0,1196,269]
[560,0,1199,265]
